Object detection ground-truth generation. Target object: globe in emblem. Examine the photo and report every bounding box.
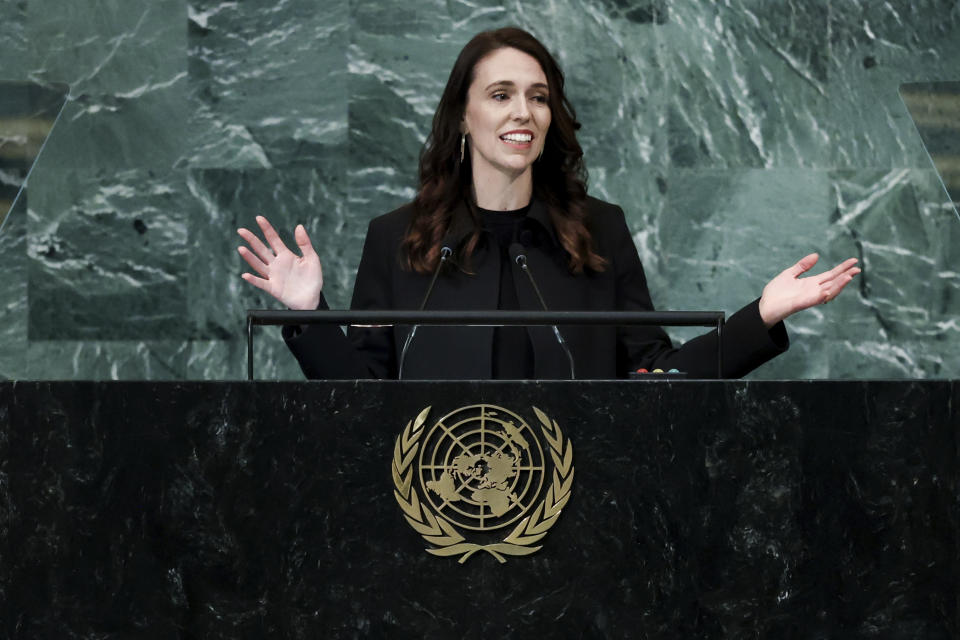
[418,404,546,532]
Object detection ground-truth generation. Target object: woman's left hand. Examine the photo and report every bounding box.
[758,253,861,328]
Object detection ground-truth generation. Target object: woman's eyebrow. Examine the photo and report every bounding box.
[483,80,549,91]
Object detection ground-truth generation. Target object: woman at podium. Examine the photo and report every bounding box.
[237,27,859,380]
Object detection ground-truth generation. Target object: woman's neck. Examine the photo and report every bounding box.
[471,167,533,211]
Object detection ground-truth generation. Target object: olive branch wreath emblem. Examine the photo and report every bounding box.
[391,405,574,564]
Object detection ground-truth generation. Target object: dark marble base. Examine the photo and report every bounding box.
[1,381,956,638]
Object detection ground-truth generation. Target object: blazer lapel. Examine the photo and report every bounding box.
[512,198,583,378]
[401,220,499,379]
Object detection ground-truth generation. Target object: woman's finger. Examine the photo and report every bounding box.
[256,215,290,255]
[815,258,858,285]
[822,272,858,303]
[835,265,861,281]
[237,246,270,278]
[294,224,318,260]
[787,253,820,278]
[834,272,858,294]
[820,266,861,292]
[240,272,271,293]
[237,227,275,265]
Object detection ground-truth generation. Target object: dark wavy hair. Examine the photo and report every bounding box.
[402,27,607,274]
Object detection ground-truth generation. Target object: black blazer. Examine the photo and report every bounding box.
[283,196,788,379]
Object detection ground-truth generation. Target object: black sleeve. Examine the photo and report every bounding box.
[282,217,397,379]
[610,205,788,378]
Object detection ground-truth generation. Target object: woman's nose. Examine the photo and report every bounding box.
[512,98,530,121]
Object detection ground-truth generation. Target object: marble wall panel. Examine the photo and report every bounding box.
[553,6,667,210]
[347,0,668,218]
[34,94,188,172]
[0,169,23,230]
[827,0,960,169]
[657,165,960,379]
[0,82,69,229]
[657,168,839,378]
[346,0,497,222]
[24,0,188,170]
[661,0,832,168]
[183,0,349,169]
[592,166,667,273]
[0,198,26,379]
[828,169,959,338]
[901,81,960,214]
[187,335,303,380]
[517,0,668,169]
[822,168,960,377]
[344,34,429,222]
[183,150,357,379]
[0,0,27,78]
[826,337,960,380]
[24,340,189,379]
[25,0,183,95]
[186,162,356,335]
[0,0,958,380]
[27,166,189,340]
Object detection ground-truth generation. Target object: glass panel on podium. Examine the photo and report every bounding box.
[0,81,69,232]
[0,82,68,380]
[900,81,960,222]
[3,75,960,381]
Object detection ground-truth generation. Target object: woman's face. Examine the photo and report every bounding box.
[462,47,551,182]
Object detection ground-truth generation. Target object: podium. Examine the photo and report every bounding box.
[1,380,956,637]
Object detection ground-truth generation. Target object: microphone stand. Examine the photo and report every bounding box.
[397,246,451,380]
[512,247,576,380]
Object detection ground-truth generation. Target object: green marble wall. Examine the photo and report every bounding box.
[1,0,958,380]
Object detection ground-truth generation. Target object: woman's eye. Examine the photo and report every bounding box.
[532,95,548,103]
[492,93,508,101]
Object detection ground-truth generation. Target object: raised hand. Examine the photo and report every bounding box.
[237,216,323,311]
[758,253,861,328]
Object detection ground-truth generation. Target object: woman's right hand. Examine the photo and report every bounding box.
[237,216,323,310]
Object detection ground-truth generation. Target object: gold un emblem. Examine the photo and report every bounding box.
[392,404,574,563]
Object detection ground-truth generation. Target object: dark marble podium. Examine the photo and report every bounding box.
[1,381,956,638]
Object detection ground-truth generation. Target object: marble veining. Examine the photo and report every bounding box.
[0,0,957,379]
[0,380,955,637]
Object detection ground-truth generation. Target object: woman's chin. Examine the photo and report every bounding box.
[497,160,535,176]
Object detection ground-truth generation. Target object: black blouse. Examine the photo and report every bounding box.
[479,204,534,379]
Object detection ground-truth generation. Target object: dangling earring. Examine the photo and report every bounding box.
[460,134,466,163]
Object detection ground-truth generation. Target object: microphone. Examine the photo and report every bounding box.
[398,243,453,380]
[508,242,576,380]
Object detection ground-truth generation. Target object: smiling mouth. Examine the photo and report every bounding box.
[500,133,533,144]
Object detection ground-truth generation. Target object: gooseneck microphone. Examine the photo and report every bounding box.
[397,245,452,380]
[508,242,576,380]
